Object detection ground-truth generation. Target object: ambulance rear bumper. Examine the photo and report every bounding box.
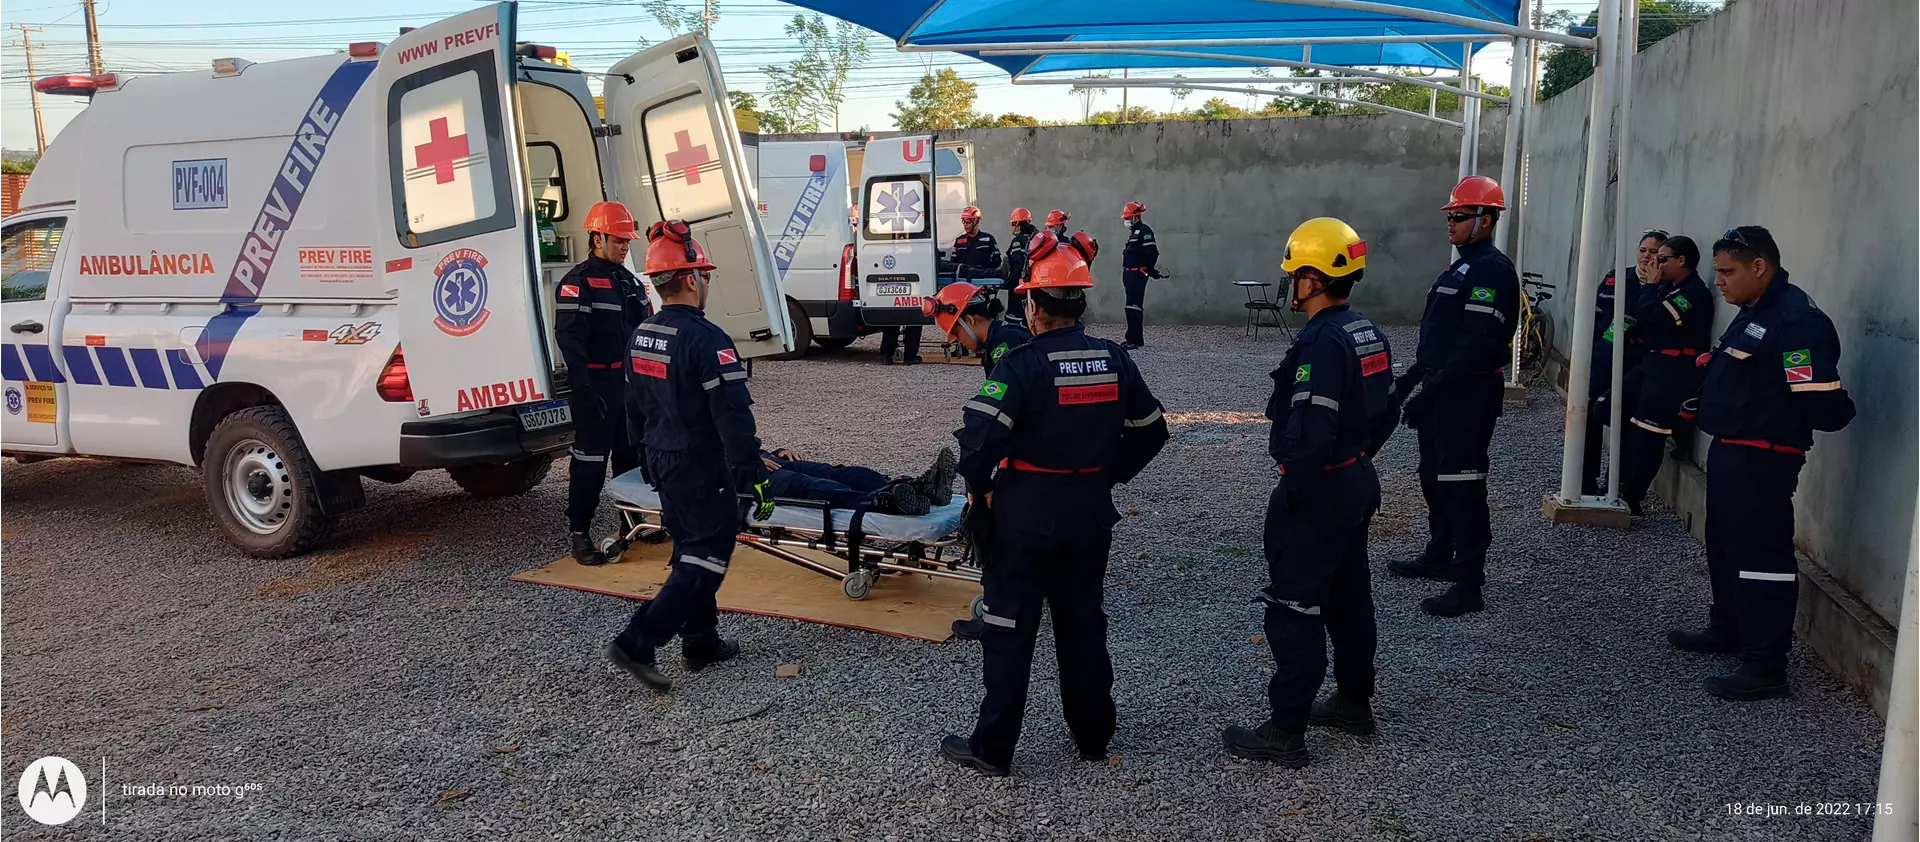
[398,410,573,468]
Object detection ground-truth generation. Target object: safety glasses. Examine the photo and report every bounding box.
[1445,211,1484,224]
[1655,255,1680,264]
[1642,228,1670,240]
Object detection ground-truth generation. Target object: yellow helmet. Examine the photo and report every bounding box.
[1281,217,1368,279]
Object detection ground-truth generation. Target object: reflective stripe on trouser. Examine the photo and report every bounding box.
[568,371,640,534]
[1414,374,1501,587]
[1122,271,1148,346]
[969,526,1116,770]
[1261,464,1381,732]
[614,452,736,662]
[1704,439,1805,666]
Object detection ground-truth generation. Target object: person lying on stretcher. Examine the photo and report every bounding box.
[760,446,959,517]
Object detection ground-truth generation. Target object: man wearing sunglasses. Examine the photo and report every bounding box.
[1605,235,1715,514]
[1388,176,1519,618]
[604,220,768,692]
[1670,225,1854,701]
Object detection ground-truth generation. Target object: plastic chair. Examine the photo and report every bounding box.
[1237,280,1291,341]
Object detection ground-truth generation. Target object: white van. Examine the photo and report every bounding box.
[754,140,859,353]
[0,3,786,557]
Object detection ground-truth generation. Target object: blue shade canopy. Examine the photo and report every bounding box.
[781,1,1522,75]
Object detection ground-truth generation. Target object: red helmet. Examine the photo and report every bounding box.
[643,219,716,276]
[1122,201,1146,220]
[1017,232,1094,292]
[1044,209,1070,228]
[1442,175,1507,211]
[922,281,989,339]
[1067,231,1099,263]
[960,205,982,222]
[1009,207,1032,224]
[583,201,639,239]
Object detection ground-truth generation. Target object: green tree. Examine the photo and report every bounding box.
[1068,74,1109,123]
[1188,97,1251,121]
[892,68,979,131]
[761,13,873,132]
[1087,106,1159,125]
[1538,0,1721,101]
[1,159,34,174]
[1268,69,1344,116]
[728,89,791,134]
[634,0,709,47]
[970,112,1041,128]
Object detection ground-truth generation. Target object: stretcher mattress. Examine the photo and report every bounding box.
[606,470,967,544]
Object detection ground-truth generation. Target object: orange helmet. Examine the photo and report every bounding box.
[643,219,716,276]
[1009,207,1032,224]
[1017,232,1093,292]
[960,205,982,222]
[921,281,990,339]
[1045,209,1070,228]
[583,201,639,239]
[1442,175,1506,211]
[1067,231,1099,263]
[1122,201,1146,220]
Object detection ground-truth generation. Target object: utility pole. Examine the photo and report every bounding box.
[1531,0,1545,96]
[701,0,715,37]
[82,0,104,75]
[12,25,48,154]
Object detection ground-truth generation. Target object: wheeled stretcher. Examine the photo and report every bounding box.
[602,469,985,611]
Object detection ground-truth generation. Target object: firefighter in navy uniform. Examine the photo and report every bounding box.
[1002,208,1038,327]
[1224,218,1399,767]
[938,232,1169,777]
[603,220,770,692]
[556,201,652,565]
[1389,176,1519,618]
[1580,229,1668,495]
[944,205,1002,285]
[1610,235,1715,513]
[1670,226,1854,701]
[1119,201,1164,350]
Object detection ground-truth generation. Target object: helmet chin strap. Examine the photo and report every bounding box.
[957,317,982,348]
[1290,276,1331,312]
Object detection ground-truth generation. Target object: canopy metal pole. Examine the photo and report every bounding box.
[1457,42,1474,180]
[1246,0,1596,47]
[1024,74,1465,87]
[1874,504,1919,841]
[1429,85,1437,116]
[1497,36,1525,253]
[1603,0,1639,504]
[996,49,1509,102]
[899,33,1574,52]
[1554,0,1623,504]
[1071,80,1464,127]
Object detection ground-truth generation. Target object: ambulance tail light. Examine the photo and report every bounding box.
[376,347,414,402]
[35,73,116,96]
[347,42,383,59]
[516,43,558,60]
[839,244,857,302]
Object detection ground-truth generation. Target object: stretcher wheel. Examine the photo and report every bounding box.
[842,571,874,601]
[970,595,986,621]
[598,537,627,565]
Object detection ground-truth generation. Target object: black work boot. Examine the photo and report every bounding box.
[1077,745,1109,763]
[1704,663,1790,701]
[872,482,931,516]
[1387,554,1453,581]
[939,734,1009,777]
[603,642,671,692]
[1308,693,1377,736]
[571,532,607,566]
[915,447,959,507]
[1668,626,1739,655]
[683,639,742,672]
[1420,583,1485,618]
[950,618,985,641]
[1222,722,1309,768]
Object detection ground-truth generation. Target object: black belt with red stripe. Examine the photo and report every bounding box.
[998,458,1104,475]
[1721,438,1806,456]
[1276,452,1366,476]
[1651,347,1701,358]
[587,360,626,370]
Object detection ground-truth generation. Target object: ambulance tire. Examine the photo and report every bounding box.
[449,456,552,499]
[202,406,334,559]
[812,337,854,352]
[770,298,813,361]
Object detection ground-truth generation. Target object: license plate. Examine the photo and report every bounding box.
[516,400,571,431]
[874,283,912,296]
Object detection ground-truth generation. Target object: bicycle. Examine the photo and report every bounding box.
[1514,272,1557,387]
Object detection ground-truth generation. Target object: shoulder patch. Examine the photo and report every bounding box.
[1745,322,1767,340]
[1469,286,1495,302]
[559,284,580,298]
[717,348,738,366]
[1673,294,1692,311]
[1294,363,1311,384]
[979,380,1008,399]
[1782,348,1811,367]
[991,343,1010,362]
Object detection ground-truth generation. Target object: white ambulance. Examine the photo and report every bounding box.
[753,140,860,353]
[0,2,787,557]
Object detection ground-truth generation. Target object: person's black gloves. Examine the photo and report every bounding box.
[1402,389,1435,430]
[963,497,995,570]
[1148,268,1167,279]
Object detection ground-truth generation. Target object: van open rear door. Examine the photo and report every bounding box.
[603,35,789,359]
[371,3,557,419]
[856,136,937,327]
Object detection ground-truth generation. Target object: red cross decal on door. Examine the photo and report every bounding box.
[664,130,712,185]
[414,117,469,185]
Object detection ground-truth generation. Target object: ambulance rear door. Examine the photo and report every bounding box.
[372,2,558,418]
[602,34,789,358]
[856,136,936,325]
[932,140,975,252]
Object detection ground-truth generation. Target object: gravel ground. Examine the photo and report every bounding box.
[1,323,1888,842]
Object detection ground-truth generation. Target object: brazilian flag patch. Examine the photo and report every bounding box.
[1674,294,1692,312]
[979,380,1008,399]
[991,343,1009,363]
[1294,364,1311,383]
[1783,349,1811,367]
[1470,286,1496,302]
[1602,324,1615,343]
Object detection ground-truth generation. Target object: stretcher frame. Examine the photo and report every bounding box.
[607,493,985,607]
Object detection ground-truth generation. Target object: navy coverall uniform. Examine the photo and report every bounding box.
[1120,221,1162,346]
[1261,304,1396,733]
[956,324,1169,769]
[555,255,651,534]
[979,319,1032,380]
[761,450,891,510]
[1002,225,1036,326]
[1611,269,1715,508]
[1582,267,1656,494]
[1404,238,1519,588]
[947,230,1002,284]
[613,303,766,664]
[1693,272,1853,668]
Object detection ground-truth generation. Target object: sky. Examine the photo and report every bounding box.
[0,0,1605,153]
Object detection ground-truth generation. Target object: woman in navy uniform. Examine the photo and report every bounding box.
[1224,218,1399,767]
[1610,235,1715,513]
[937,233,1169,777]
[1670,226,1853,701]
[1581,230,1668,495]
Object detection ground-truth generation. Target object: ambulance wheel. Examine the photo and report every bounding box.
[449,457,552,499]
[970,594,986,621]
[812,337,854,352]
[203,406,333,559]
[770,298,813,360]
[842,570,874,601]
